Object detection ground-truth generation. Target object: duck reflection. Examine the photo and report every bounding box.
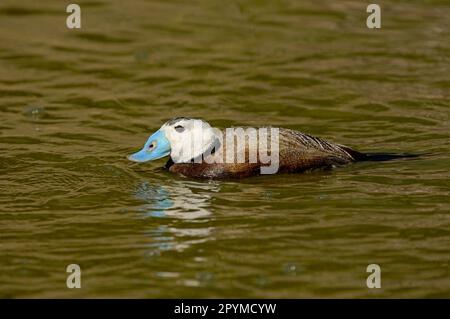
[134,179,220,253]
[135,179,219,219]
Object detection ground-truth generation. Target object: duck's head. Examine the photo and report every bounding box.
[128,117,220,163]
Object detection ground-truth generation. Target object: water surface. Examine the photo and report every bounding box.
[0,0,449,298]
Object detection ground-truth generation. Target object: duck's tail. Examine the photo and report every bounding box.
[340,146,420,162]
[360,152,421,162]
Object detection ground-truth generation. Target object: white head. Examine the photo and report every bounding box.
[128,117,220,163]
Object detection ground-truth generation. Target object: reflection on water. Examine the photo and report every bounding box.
[135,180,217,220]
[135,183,173,218]
[134,180,218,253]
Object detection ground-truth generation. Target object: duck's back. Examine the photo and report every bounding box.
[167,127,365,179]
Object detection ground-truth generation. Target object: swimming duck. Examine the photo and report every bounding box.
[128,117,369,179]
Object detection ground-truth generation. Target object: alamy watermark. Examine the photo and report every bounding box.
[366,264,381,289]
[366,4,381,29]
[167,120,280,175]
[66,4,381,30]
[66,4,81,29]
[66,264,81,288]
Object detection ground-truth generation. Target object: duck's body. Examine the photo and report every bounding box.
[128,118,368,179]
[166,127,365,179]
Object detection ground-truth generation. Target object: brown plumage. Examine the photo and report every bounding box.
[166,127,366,179]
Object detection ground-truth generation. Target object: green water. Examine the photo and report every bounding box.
[0,0,449,298]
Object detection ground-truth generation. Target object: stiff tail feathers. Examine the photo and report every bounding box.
[358,153,420,162]
[339,146,420,162]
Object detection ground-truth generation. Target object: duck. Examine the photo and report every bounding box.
[128,117,372,179]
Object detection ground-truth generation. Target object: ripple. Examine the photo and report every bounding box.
[1,0,449,298]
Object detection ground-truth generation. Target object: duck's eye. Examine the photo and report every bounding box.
[148,141,156,150]
[174,125,185,133]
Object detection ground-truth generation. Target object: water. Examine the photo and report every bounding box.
[0,0,449,298]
